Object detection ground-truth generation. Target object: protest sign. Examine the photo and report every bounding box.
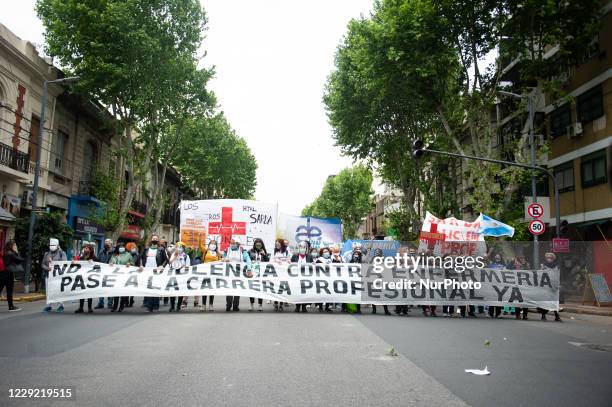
[418,212,486,256]
[47,260,559,310]
[180,199,277,252]
[278,214,342,249]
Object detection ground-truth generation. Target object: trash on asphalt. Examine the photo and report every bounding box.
[465,366,491,375]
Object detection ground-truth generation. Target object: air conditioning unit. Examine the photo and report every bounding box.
[566,122,583,139]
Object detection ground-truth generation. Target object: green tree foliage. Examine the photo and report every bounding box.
[302,165,373,239]
[171,114,257,200]
[36,0,211,239]
[14,212,73,287]
[326,0,601,235]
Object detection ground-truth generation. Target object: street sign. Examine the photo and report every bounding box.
[552,238,570,253]
[527,203,544,219]
[528,220,545,235]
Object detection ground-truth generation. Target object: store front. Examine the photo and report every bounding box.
[67,195,104,258]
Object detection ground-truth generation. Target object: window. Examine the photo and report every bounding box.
[577,85,603,124]
[554,162,574,193]
[581,149,607,188]
[52,130,68,173]
[83,140,98,180]
[549,104,571,139]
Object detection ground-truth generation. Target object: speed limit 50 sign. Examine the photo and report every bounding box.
[528,219,545,235]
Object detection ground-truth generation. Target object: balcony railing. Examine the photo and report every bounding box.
[0,142,29,174]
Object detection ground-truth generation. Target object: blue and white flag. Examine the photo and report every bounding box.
[478,214,515,237]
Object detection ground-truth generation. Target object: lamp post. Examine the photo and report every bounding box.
[24,76,79,294]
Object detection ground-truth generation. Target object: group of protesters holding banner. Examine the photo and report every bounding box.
[0,234,561,322]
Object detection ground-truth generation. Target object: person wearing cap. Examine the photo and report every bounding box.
[168,242,191,312]
[41,238,67,313]
[95,238,115,309]
[538,253,562,322]
[223,237,251,312]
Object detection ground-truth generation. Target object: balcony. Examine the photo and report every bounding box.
[0,142,29,174]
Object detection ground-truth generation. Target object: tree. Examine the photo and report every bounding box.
[171,113,258,200]
[37,0,209,239]
[14,212,73,291]
[324,0,460,233]
[302,165,373,239]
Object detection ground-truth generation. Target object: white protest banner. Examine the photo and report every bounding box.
[277,214,343,249]
[180,199,277,252]
[418,211,486,256]
[47,261,559,309]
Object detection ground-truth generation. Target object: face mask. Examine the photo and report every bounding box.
[178,247,184,253]
[299,248,306,255]
[210,244,217,251]
[323,252,330,259]
[231,244,238,250]
[255,243,262,250]
[49,245,58,252]
[311,252,318,257]
[130,249,137,254]
[119,247,125,253]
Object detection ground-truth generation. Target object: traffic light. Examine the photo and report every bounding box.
[413,139,424,159]
[560,220,569,236]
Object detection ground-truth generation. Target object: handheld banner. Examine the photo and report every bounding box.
[180,199,278,252]
[278,214,343,249]
[418,212,486,256]
[47,261,559,310]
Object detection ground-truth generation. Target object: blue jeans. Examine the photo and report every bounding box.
[97,297,113,307]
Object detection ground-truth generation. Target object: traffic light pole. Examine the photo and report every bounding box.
[417,147,561,239]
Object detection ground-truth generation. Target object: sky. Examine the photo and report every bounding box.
[1,0,374,215]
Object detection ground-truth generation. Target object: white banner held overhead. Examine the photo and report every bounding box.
[180,199,277,252]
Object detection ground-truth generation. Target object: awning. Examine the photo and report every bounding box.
[0,207,16,222]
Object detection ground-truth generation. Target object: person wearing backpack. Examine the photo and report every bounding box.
[1,240,23,312]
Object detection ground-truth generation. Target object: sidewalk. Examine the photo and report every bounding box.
[562,301,612,317]
[0,291,46,302]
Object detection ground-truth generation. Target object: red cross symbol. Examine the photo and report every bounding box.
[208,207,247,251]
[419,222,446,251]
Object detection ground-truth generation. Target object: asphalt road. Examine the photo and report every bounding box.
[1,299,611,407]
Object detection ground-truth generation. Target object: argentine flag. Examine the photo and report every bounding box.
[478,214,515,237]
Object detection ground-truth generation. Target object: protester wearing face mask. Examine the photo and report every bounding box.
[42,238,67,313]
[200,240,222,311]
[271,239,290,311]
[538,253,562,322]
[370,249,391,315]
[74,244,97,313]
[169,242,191,312]
[330,245,343,263]
[110,242,133,312]
[248,238,269,312]
[223,238,251,312]
[141,234,168,312]
[95,238,115,309]
[291,241,313,313]
[125,242,139,307]
[315,247,333,312]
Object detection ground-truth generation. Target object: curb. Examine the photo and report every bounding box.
[563,306,612,317]
[1,294,46,303]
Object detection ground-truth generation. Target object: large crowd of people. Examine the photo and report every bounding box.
[0,235,562,322]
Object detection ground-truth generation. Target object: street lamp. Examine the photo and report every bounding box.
[23,76,79,294]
